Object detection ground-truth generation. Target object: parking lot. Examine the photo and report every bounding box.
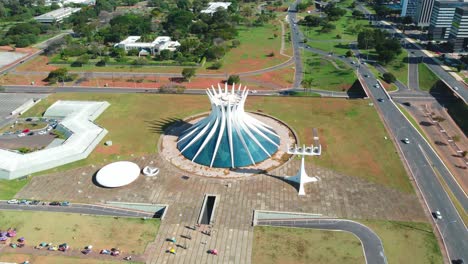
[0,93,49,128]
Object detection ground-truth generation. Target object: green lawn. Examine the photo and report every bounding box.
[253,226,365,264]
[0,178,31,200]
[22,94,411,193]
[385,51,409,86]
[361,220,443,264]
[254,220,442,264]
[301,11,369,42]
[0,211,159,254]
[306,41,351,56]
[218,22,287,72]
[418,63,439,91]
[302,51,357,91]
[46,23,287,74]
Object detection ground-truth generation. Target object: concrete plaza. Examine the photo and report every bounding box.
[16,152,425,264]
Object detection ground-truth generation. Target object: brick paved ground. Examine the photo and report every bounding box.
[16,154,424,264]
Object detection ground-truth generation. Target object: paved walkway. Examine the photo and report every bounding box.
[17,153,425,264]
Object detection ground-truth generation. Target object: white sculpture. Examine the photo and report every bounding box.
[285,139,321,195]
[142,166,159,177]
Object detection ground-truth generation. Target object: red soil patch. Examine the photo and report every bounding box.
[246,67,294,88]
[15,55,57,72]
[0,74,49,86]
[76,76,227,90]
[0,46,38,54]
[95,144,120,155]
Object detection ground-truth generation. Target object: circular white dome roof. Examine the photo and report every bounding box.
[96,161,140,188]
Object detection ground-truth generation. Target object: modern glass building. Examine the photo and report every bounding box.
[414,0,436,26]
[177,84,280,168]
[429,0,468,40]
[449,6,468,50]
[401,0,418,17]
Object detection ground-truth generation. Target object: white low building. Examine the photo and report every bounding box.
[201,2,232,14]
[44,0,96,6]
[0,101,109,180]
[114,36,181,55]
[34,7,81,23]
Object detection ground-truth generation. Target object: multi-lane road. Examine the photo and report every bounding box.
[355,59,468,262]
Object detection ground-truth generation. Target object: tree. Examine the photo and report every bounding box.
[227,75,240,85]
[182,68,196,82]
[352,10,363,18]
[303,15,322,27]
[345,50,353,57]
[401,16,413,33]
[320,23,336,33]
[383,72,396,83]
[301,78,314,92]
[45,68,74,84]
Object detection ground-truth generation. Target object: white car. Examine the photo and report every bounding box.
[17,133,26,138]
[433,211,442,219]
[7,199,19,204]
[454,86,459,91]
[403,138,410,144]
[38,130,47,135]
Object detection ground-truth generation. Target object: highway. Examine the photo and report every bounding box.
[0,202,157,218]
[376,22,468,104]
[355,62,468,261]
[257,219,387,264]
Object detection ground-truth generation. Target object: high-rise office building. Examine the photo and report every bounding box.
[449,6,468,50]
[428,0,467,40]
[414,0,436,26]
[401,0,418,17]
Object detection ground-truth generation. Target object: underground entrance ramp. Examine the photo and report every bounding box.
[198,194,218,225]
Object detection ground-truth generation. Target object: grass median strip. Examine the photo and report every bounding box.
[396,104,430,142]
[433,168,468,225]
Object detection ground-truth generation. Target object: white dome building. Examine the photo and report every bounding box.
[177,84,280,168]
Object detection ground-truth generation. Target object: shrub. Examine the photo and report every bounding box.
[227,75,240,85]
[383,72,396,83]
[209,61,223,70]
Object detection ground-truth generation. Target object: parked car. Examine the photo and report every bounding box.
[61,201,70,206]
[30,200,40,205]
[49,201,61,206]
[7,199,19,204]
[27,132,34,136]
[38,131,47,135]
[17,133,26,138]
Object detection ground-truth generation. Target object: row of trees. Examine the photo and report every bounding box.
[63,0,276,66]
[0,21,57,47]
[357,29,402,64]
[0,0,60,21]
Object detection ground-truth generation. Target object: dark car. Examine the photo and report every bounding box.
[30,200,40,205]
[27,132,34,136]
[49,201,61,206]
[452,259,464,264]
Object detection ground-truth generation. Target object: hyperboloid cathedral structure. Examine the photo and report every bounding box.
[177,83,280,168]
